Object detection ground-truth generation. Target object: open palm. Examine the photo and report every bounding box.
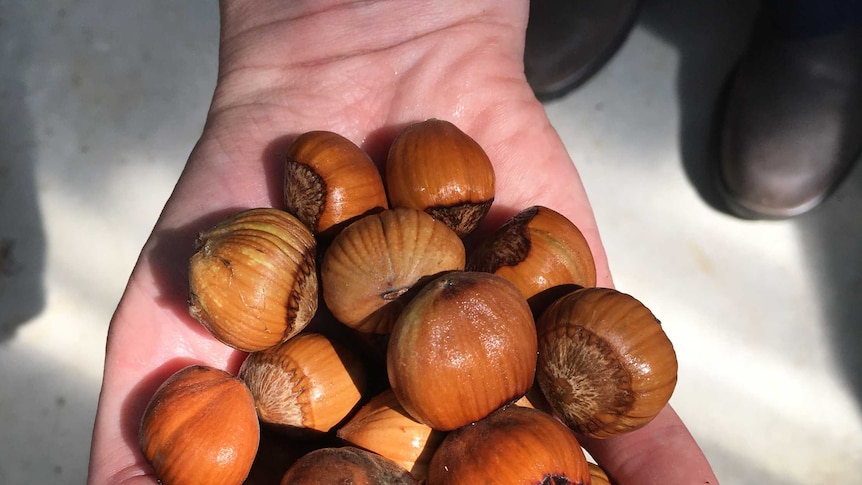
[89,1,716,483]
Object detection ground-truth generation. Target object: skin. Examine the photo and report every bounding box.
[87,1,719,484]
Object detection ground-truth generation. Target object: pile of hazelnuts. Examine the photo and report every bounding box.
[138,119,679,484]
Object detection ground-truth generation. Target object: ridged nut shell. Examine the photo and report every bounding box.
[386,119,495,237]
[589,463,613,485]
[139,365,259,485]
[426,405,590,485]
[284,131,388,239]
[280,447,420,485]
[321,208,465,334]
[189,208,318,352]
[536,287,678,438]
[337,388,444,480]
[468,205,596,304]
[239,332,366,433]
[387,271,537,431]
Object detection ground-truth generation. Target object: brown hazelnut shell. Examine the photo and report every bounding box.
[337,388,445,480]
[321,208,465,334]
[280,447,420,485]
[139,365,259,485]
[284,130,388,240]
[188,208,318,352]
[589,462,614,485]
[239,332,367,433]
[536,287,678,438]
[387,271,537,431]
[386,119,495,237]
[468,205,596,303]
[425,405,590,485]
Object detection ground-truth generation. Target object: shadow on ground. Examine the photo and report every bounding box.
[0,2,47,340]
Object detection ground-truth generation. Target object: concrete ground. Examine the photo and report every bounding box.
[1,1,861,483]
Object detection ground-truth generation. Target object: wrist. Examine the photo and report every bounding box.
[213,0,528,115]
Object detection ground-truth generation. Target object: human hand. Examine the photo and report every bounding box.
[88,1,718,483]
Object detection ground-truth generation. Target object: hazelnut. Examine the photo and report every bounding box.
[386,119,495,237]
[425,405,590,485]
[139,365,259,485]
[589,462,614,485]
[188,208,318,352]
[535,287,678,438]
[280,446,420,485]
[239,332,367,434]
[468,205,596,306]
[284,130,388,240]
[387,271,537,431]
[321,207,465,334]
[337,388,445,480]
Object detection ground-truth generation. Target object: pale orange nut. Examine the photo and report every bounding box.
[188,208,318,352]
[284,130,388,241]
[321,208,465,334]
[386,119,495,237]
[536,287,678,438]
[139,365,260,485]
[338,388,445,480]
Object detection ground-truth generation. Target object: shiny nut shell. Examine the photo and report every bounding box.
[386,119,495,237]
[321,208,465,334]
[280,447,419,485]
[468,205,597,303]
[239,332,366,433]
[536,287,678,438]
[188,208,318,352]
[425,405,590,485]
[139,365,259,485]
[387,271,537,431]
[284,131,388,239]
[337,388,444,480]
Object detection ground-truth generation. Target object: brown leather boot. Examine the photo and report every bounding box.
[719,25,862,219]
[524,0,642,101]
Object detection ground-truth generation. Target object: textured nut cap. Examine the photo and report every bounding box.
[239,332,366,433]
[536,287,678,438]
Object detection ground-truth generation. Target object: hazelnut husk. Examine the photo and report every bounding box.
[280,446,420,485]
[188,208,318,352]
[387,271,537,431]
[337,388,445,480]
[468,205,596,305]
[321,208,465,334]
[386,119,495,237]
[536,287,678,438]
[284,130,388,241]
[239,332,367,434]
[425,405,590,485]
[139,365,259,485]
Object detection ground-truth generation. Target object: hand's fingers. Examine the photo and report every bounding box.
[581,405,719,485]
